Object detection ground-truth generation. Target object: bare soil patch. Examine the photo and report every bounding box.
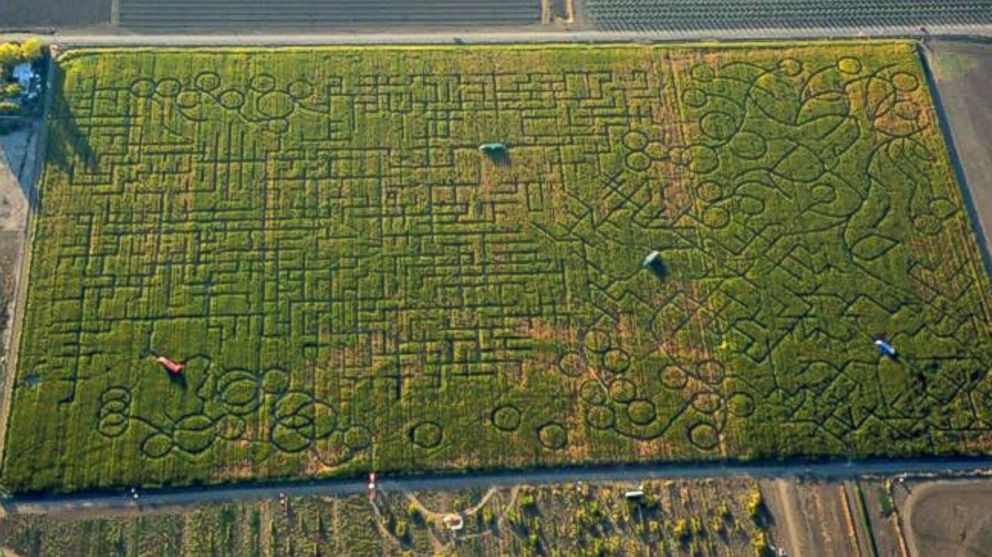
[761,479,863,557]
[858,480,903,557]
[118,0,539,31]
[0,0,110,29]
[925,40,992,268]
[903,479,992,557]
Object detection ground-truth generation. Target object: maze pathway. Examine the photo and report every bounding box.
[5,44,992,492]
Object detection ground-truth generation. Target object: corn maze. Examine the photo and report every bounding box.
[5,43,992,493]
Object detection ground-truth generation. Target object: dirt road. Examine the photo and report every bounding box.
[771,479,806,557]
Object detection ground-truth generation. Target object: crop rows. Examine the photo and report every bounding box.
[586,0,992,31]
[119,0,539,30]
[4,43,992,493]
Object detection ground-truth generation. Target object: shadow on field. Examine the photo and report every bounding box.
[46,63,100,181]
[480,147,511,167]
[167,371,187,389]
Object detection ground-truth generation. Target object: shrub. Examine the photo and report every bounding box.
[751,530,770,556]
[0,43,18,66]
[0,101,21,114]
[672,518,689,541]
[716,501,732,520]
[18,39,43,62]
[406,502,421,523]
[519,490,537,510]
[689,515,704,537]
[394,519,408,541]
[746,488,764,521]
[878,487,895,517]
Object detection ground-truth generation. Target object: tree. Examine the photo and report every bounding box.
[0,43,18,66]
[18,38,43,62]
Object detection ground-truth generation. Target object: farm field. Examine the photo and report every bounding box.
[585,0,992,31]
[118,0,540,31]
[898,478,992,557]
[0,0,110,29]
[0,479,775,556]
[5,42,992,493]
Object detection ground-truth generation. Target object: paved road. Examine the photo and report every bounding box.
[0,23,992,46]
[4,457,991,517]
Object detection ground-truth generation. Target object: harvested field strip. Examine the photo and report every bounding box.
[0,0,110,28]
[119,0,540,29]
[587,0,992,31]
[4,43,992,494]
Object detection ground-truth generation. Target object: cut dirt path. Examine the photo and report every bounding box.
[403,486,503,523]
[772,479,805,557]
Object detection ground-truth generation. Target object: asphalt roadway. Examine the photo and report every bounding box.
[4,457,991,517]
